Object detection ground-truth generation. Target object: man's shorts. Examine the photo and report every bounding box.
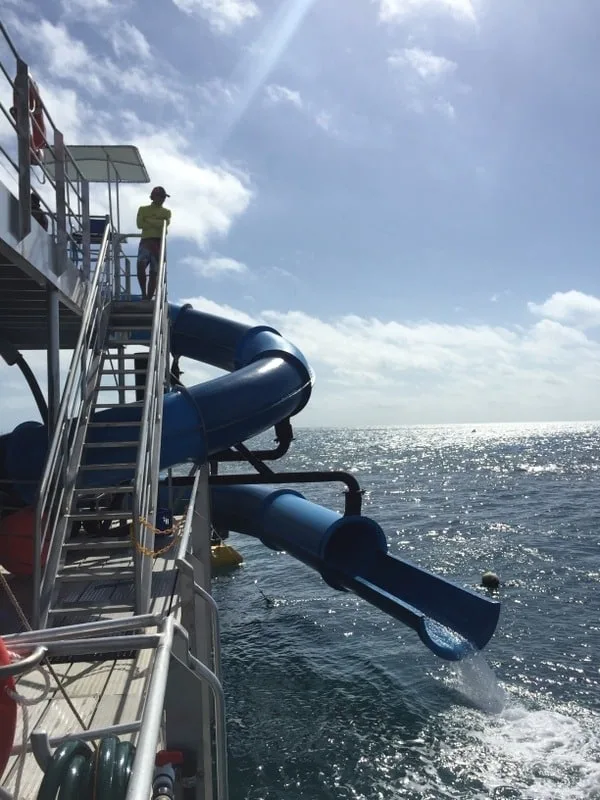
[137,238,161,274]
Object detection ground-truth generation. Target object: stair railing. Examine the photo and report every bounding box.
[34,219,113,627]
[132,220,170,614]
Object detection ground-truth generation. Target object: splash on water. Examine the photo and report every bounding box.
[440,651,507,714]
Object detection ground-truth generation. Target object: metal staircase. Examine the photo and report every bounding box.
[35,223,170,628]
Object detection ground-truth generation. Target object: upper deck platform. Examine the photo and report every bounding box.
[0,179,87,349]
[0,141,149,349]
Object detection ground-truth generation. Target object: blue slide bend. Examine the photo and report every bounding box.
[211,485,500,661]
[2,303,500,659]
[3,303,314,490]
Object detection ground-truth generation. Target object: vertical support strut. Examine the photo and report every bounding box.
[53,129,67,275]
[15,58,31,240]
[46,285,60,436]
[81,179,91,278]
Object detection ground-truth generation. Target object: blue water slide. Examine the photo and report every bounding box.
[3,303,314,491]
[2,303,500,658]
[211,485,500,661]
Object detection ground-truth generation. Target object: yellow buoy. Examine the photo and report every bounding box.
[211,543,244,570]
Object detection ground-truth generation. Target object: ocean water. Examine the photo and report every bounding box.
[212,422,600,800]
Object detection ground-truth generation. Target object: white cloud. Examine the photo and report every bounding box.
[377,0,476,25]
[61,0,119,13]
[264,84,303,109]
[173,292,600,426]
[171,0,259,33]
[315,110,336,133]
[388,47,459,118]
[388,47,456,81]
[528,291,600,329]
[9,19,179,105]
[108,128,253,249]
[182,254,249,277]
[261,84,339,137]
[198,78,239,106]
[109,22,151,60]
[3,291,600,431]
[433,98,456,118]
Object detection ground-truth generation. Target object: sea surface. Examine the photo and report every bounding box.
[212,422,600,800]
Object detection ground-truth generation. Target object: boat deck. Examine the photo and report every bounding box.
[1,548,181,798]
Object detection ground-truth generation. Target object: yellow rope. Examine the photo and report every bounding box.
[130,515,184,558]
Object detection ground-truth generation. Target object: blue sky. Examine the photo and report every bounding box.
[1,0,600,427]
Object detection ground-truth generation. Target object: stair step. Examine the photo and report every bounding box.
[96,383,146,389]
[109,325,152,331]
[72,485,134,495]
[48,603,135,617]
[66,510,133,521]
[80,462,137,470]
[88,422,141,428]
[94,402,144,408]
[102,369,148,375]
[111,300,154,310]
[84,441,139,448]
[64,538,132,551]
[57,567,135,584]
[110,315,154,322]
[111,306,153,313]
[103,350,148,357]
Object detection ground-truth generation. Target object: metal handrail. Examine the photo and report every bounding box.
[4,616,227,800]
[34,220,113,626]
[176,467,223,680]
[0,646,47,679]
[132,220,170,613]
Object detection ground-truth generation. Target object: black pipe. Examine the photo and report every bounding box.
[165,470,364,516]
[212,418,294,463]
[16,355,48,426]
[0,334,48,425]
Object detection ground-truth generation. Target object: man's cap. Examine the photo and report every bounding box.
[150,186,170,198]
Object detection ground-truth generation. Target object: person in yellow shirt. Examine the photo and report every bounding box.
[136,186,171,300]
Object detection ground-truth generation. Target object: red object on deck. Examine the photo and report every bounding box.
[0,637,17,780]
[0,506,48,577]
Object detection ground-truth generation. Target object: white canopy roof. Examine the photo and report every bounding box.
[43,145,150,184]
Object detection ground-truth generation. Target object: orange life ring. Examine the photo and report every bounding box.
[0,637,17,780]
[10,76,47,158]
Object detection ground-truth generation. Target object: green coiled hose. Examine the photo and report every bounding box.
[36,736,136,800]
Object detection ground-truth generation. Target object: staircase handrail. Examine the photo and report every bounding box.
[34,218,113,626]
[132,219,170,612]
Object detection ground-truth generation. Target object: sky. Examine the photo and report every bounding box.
[1,0,600,428]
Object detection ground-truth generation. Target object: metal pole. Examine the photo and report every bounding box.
[3,613,162,645]
[54,130,67,274]
[116,173,121,233]
[46,285,60,435]
[125,619,175,800]
[187,649,229,800]
[81,179,91,279]
[106,156,118,296]
[117,345,126,404]
[15,58,31,240]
